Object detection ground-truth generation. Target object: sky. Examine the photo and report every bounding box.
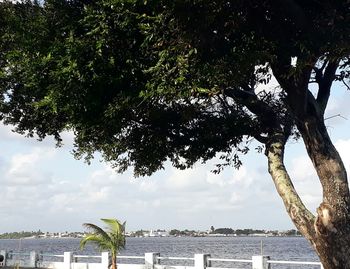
[0,83,350,233]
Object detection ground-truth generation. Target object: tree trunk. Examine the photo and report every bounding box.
[269,55,350,268]
[111,255,117,269]
[266,131,316,242]
[267,121,350,268]
[297,116,350,269]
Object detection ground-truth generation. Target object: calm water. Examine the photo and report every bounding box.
[0,237,320,269]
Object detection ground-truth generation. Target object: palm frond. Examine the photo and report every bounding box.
[83,223,110,238]
[101,219,126,249]
[101,218,125,235]
[80,218,126,253]
[80,235,102,249]
[82,223,111,243]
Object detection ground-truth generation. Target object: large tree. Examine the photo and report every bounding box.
[0,1,349,268]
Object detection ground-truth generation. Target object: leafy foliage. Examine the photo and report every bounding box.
[0,0,349,177]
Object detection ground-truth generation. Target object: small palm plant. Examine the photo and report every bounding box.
[80,218,126,269]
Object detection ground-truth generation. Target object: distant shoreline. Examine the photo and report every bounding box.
[0,234,303,240]
[0,228,301,240]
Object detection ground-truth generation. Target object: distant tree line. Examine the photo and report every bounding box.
[210,228,301,236]
[131,230,147,237]
[0,230,43,239]
[169,229,199,236]
[213,228,266,235]
[168,228,301,236]
[0,231,86,239]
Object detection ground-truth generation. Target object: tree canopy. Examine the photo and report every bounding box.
[0,0,349,175]
[1,1,350,268]
[1,0,349,176]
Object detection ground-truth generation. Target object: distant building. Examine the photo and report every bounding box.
[146,230,169,237]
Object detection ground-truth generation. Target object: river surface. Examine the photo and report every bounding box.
[0,237,320,269]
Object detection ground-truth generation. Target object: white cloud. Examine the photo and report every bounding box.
[284,137,350,213]
[229,192,243,204]
[0,98,349,232]
[139,180,158,193]
[62,159,280,230]
[0,123,75,148]
[336,139,350,170]
[286,153,321,212]
[166,166,207,190]
[2,148,55,186]
[0,124,18,140]
[289,156,315,182]
[324,86,350,133]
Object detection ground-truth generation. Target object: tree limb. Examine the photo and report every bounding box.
[316,60,339,114]
[271,58,312,118]
[341,78,350,91]
[313,60,328,84]
[223,87,279,130]
[266,131,316,241]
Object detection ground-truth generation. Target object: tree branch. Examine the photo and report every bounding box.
[306,89,322,118]
[271,57,315,118]
[341,78,350,91]
[253,134,268,144]
[316,60,339,114]
[313,59,328,84]
[266,131,316,241]
[223,87,279,130]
